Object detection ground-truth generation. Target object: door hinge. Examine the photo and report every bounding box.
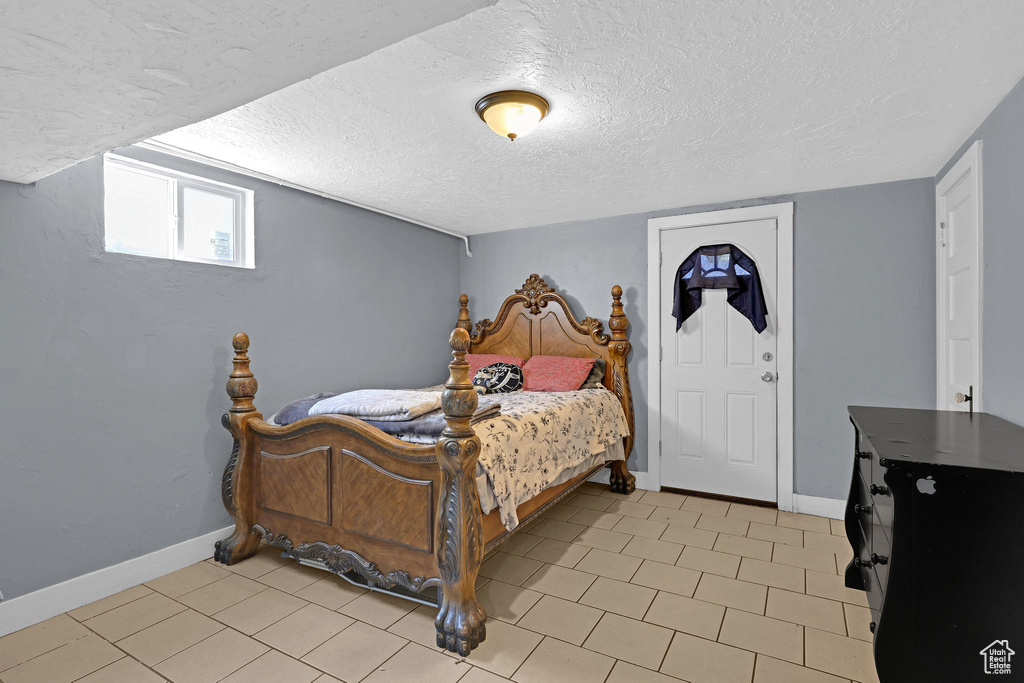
[659,346,663,361]
[939,221,946,247]
[659,251,663,265]
[659,442,662,456]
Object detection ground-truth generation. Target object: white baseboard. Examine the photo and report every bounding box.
[588,468,658,492]
[587,473,844,520]
[792,494,846,520]
[0,525,232,638]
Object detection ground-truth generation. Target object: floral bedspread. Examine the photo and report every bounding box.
[475,389,629,529]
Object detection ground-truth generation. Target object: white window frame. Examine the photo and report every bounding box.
[103,154,255,269]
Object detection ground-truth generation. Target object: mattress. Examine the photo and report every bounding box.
[268,388,630,531]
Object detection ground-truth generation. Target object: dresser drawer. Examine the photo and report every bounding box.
[869,459,894,542]
[854,443,875,484]
[854,470,873,544]
[862,561,885,615]
[869,513,891,590]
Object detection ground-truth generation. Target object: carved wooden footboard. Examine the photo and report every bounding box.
[216,330,484,652]
[214,276,636,656]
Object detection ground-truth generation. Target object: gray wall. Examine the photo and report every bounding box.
[936,74,1024,425]
[461,178,936,500]
[0,148,461,600]
[793,181,936,495]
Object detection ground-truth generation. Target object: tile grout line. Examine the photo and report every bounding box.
[204,626,270,683]
[0,630,100,680]
[505,630,546,682]
[655,628,678,675]
[74,615,202,683]
[575,601,610,656]
[66,585,156,624]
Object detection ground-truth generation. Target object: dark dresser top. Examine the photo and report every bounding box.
[848,406,1024,474]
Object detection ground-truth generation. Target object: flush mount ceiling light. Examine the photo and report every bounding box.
[474,90,549,141]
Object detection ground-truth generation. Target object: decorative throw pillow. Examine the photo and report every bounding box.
[467,353,524,378]
[473,363,523,395]
[579,358,607,390]
[522,355,597,392]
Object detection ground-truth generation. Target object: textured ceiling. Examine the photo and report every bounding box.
[0,0,495,183]
[152,0,1024,235]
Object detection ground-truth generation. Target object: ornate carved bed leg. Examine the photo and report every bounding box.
[214,333,264,565]
[434,328,487,656]
[607,285,637,495]
[608,460,636,495]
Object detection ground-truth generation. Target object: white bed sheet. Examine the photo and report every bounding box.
[476,439,625,522]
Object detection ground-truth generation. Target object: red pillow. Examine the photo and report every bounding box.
[467,353,524,377]
[522,355,597,392]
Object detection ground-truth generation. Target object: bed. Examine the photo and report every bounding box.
[213,275,637,655]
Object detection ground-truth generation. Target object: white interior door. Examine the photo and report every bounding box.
[936,140,982,412]
[660,219,778,501]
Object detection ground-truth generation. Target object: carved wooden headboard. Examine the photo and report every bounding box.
[455,274,634,459]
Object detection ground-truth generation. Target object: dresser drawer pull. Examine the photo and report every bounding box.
[855,450,872,460]
[871,553,889,565]
[870,484,889,496]
[854,503,872,515]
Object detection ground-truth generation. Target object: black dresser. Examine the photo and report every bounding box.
[846,406,1024,682]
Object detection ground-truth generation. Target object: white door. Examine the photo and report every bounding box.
[936,141,982,412]
[659,219,778,501]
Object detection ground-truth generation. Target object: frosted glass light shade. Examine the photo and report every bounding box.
[475,90,549,141]
[482,102,542,140]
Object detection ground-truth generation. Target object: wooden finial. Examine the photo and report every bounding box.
[441,328,477,431]
[609,285,628,341]
[449,325,472,356]
[227,332,258,413]
[456,294,472,333]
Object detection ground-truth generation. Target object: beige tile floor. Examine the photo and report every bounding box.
[0,485,880,683]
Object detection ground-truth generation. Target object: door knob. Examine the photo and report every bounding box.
[761,372,774,383]
[955,385,974,415]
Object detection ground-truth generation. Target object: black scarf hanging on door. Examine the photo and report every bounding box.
[672,243,768,333]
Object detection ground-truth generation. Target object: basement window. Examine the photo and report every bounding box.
[103,154,254,268]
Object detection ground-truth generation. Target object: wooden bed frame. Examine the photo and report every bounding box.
[213,275,636,655]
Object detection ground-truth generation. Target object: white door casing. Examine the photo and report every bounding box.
[659,220,778,501]
[647,205,790,509]
[936,140,982,412]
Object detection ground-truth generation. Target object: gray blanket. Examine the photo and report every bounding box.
[274,392,337,426]
[272,392,500,438]
[365,396,501,438]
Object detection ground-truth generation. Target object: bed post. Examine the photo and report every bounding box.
[607,285,637,494]
[214,333,264,565]
[434,327,487,656]
[456,294,472,333]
